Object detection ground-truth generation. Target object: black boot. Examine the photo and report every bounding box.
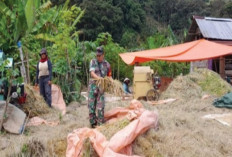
[91,123,97,128]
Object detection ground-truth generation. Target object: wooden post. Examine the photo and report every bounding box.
[219,57,225,79]
[17,41,27,84]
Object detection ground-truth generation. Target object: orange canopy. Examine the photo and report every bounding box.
[119,39,232,65]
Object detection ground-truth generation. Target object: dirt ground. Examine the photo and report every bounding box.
[1,69,232,157]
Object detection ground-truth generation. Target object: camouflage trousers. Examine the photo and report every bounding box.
[88,83,105,126]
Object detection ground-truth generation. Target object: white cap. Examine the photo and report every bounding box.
[124,78,130,82]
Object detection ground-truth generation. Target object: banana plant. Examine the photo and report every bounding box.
[34,4,85,103]
[0,0,56,54]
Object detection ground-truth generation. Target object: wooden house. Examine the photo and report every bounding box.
[187,16,232,80]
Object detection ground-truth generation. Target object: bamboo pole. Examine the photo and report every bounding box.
[17,41,27,84]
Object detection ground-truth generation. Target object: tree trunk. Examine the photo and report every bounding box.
[84,46,89,84]
[26,50,30,84]
[117,56,120,80]
[65,47,71,82]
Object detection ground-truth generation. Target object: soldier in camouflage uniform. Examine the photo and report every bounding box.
[88,46,111,128]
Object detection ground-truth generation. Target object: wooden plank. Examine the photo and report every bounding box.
[219,57,225,79]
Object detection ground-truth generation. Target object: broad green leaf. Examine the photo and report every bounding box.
[35,33,56,42]
[31,8,56,33]
[39,1,52,10]
[0,1,16,20]
[71,8,84,28]
[14,0,27,41]
[25,0,39,32]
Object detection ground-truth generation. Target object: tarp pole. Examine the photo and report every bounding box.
[219,57,225,79]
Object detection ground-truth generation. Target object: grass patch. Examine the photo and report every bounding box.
[98,118,130,140]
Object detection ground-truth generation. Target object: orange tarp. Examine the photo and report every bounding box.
[27,117,59,126]
[34,84,66,115]
[51,84,66,115]
[66,100,158,157]
[119,39,232,65]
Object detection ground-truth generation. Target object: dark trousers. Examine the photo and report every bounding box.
[39,76,51,107]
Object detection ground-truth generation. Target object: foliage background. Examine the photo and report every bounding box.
[1,0,231,102]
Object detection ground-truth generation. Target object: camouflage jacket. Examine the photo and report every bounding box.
[89,59,111,84]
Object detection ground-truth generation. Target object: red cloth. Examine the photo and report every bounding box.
[107,68,112,77]
[40,57,48,62]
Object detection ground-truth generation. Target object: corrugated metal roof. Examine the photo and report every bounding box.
[195,17,232,40]
[204,17,232,22]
